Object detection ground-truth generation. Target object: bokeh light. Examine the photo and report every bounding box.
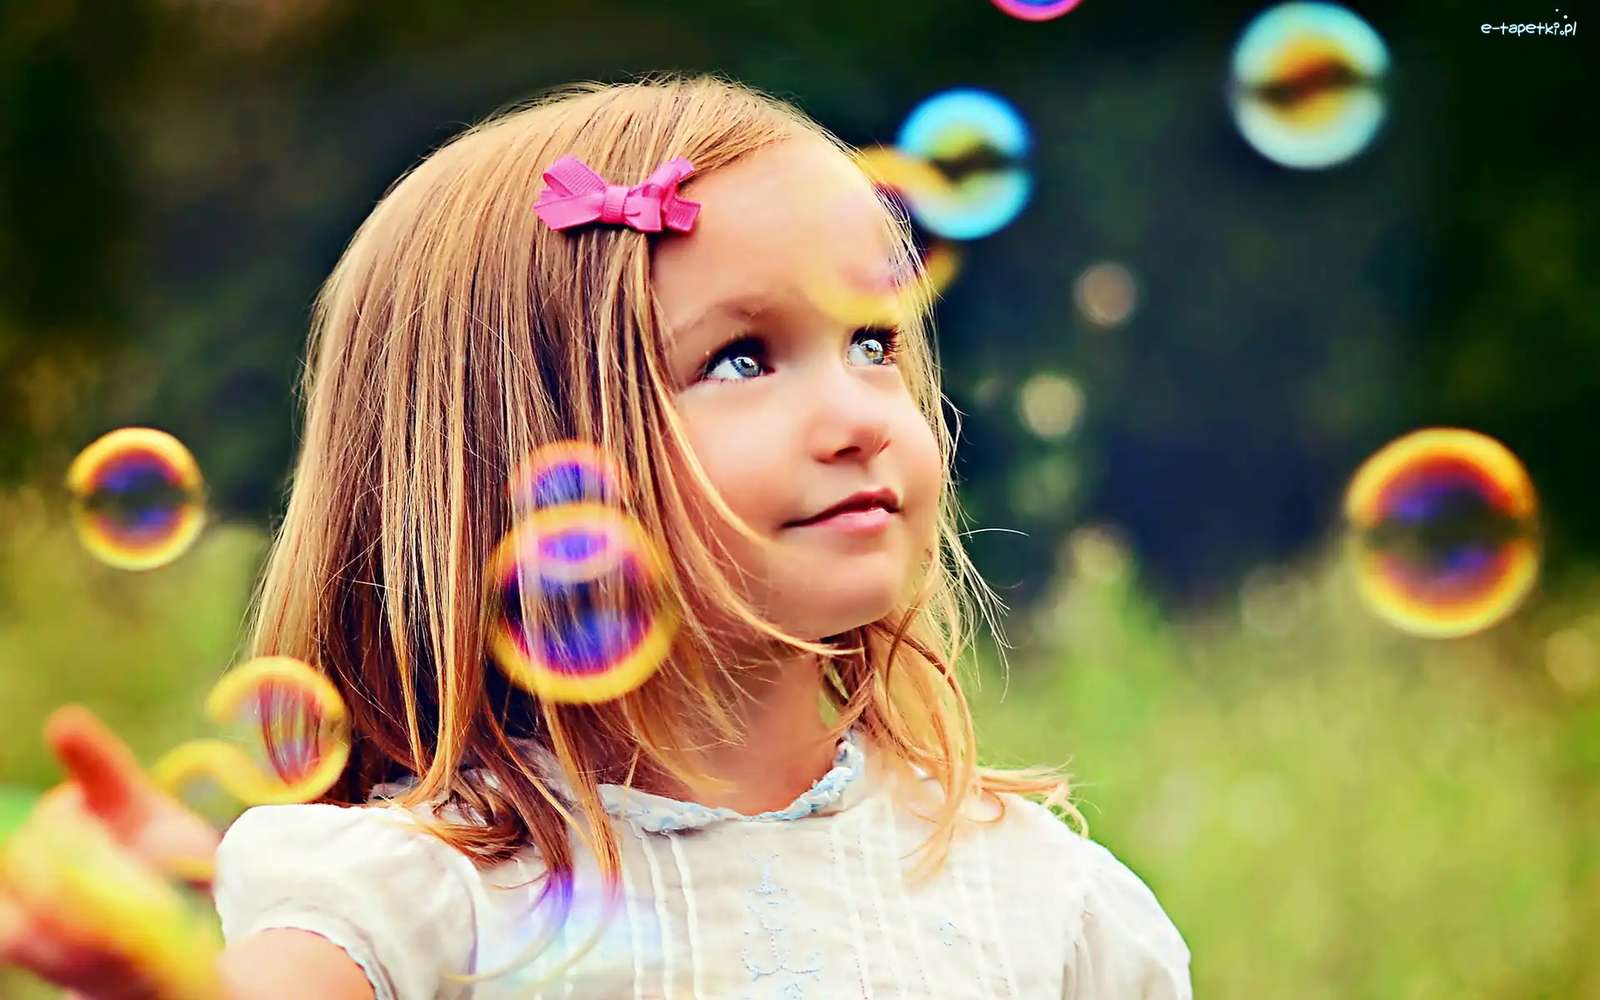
[65,427,206,571]
[1073,261,1139,328]
[991,0,1085,22]
[896,88,1032,240]
[487,503,678,705]
[1018,371,1086,439]
[1228,2,1390,169]
[1343,428,1540,638]
[1544,626,1600,696]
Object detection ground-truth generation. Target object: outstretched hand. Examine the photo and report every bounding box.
[0,704,225,999]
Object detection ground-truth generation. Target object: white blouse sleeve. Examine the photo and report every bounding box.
[212,802,477,1000]
[1063,835,1193,999]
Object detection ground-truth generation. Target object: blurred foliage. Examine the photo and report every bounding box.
[4,493,1600,997]
[1,0,1594,607]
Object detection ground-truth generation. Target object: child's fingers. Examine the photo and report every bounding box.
[44,705,150,831]
[0,891,74,980]
[0,890,25,952]
[0,890,149,996]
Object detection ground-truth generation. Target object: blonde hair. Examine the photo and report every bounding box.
[245,69,1081,931]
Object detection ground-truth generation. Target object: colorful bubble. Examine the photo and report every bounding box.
[65,427,206,571]
[1343,428,1540,638]
[487,503,678,705]
[809,171,963,328]
[991,0,1084,21]
[805,238,963,331]
[510,441,624,516]
[1228,3,1390,169]
[895,88,1032,240]
[152,656,352,822]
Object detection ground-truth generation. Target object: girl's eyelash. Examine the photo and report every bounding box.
[697,326,903,380]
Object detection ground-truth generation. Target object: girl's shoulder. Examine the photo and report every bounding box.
[213,801,490,1000]
[991,794,1194,997]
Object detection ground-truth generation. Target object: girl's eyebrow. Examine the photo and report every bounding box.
[674,295,765,337]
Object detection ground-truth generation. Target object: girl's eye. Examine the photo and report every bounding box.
[699,327,903,383]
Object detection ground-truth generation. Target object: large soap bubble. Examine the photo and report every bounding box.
[1228,2,1389,169]
[65,427,206,571]
[895,88,1033,240]
[1343,428,1540,638]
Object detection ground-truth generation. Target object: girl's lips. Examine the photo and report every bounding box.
[786,506,895,534]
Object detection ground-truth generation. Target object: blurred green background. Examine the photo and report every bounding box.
[2,1,1596,997]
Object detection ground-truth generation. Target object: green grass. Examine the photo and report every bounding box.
[2,494,1598,997]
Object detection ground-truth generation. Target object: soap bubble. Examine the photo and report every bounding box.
[1228,2,1389,169]
[151,656,352,837]
[1343,428,1540,638]
[65,427,206,570]
[510,441,624,516]
[811,166,963,328]
[487,503,678,705]
[992,0,1085,22]
[895,88,1032,240]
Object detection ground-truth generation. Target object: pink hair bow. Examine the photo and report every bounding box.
[532,154,701,234]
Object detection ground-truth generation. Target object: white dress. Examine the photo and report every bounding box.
[212,726,1192,999]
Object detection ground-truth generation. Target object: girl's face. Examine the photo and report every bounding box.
[653,136,942,643]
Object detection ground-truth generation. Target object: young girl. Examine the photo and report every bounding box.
[0,73,1191,999]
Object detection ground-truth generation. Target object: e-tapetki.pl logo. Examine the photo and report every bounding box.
[1481,8,1578,34]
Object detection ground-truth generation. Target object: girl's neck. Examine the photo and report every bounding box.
[637,650,841,815]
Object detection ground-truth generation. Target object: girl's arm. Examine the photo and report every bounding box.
[216,928,375,1000]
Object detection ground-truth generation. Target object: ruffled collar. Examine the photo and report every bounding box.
[367,727,875,836]
[520,725,872,835]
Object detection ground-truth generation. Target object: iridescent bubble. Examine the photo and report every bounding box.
[1343,428,1540,638]
[1228,2,1390,169]
[991,0,1084,21]
[510,441,623,517]
[895,88,1032,240]
[152,656,352,828]
[810,169,963,328]
[487,503,678,705]
[65,427,206,571]
[853,145,956,208]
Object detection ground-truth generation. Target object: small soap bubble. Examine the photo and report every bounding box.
[1228,2,1390,169]
[895,88,1032,240]
[991,0,1084,22]
[487,504,678,706]
[510,441,623,516]
[1343,428,1540,638]
[805,183,962,329]
[151,656,352,814]
[65,426,206,571]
